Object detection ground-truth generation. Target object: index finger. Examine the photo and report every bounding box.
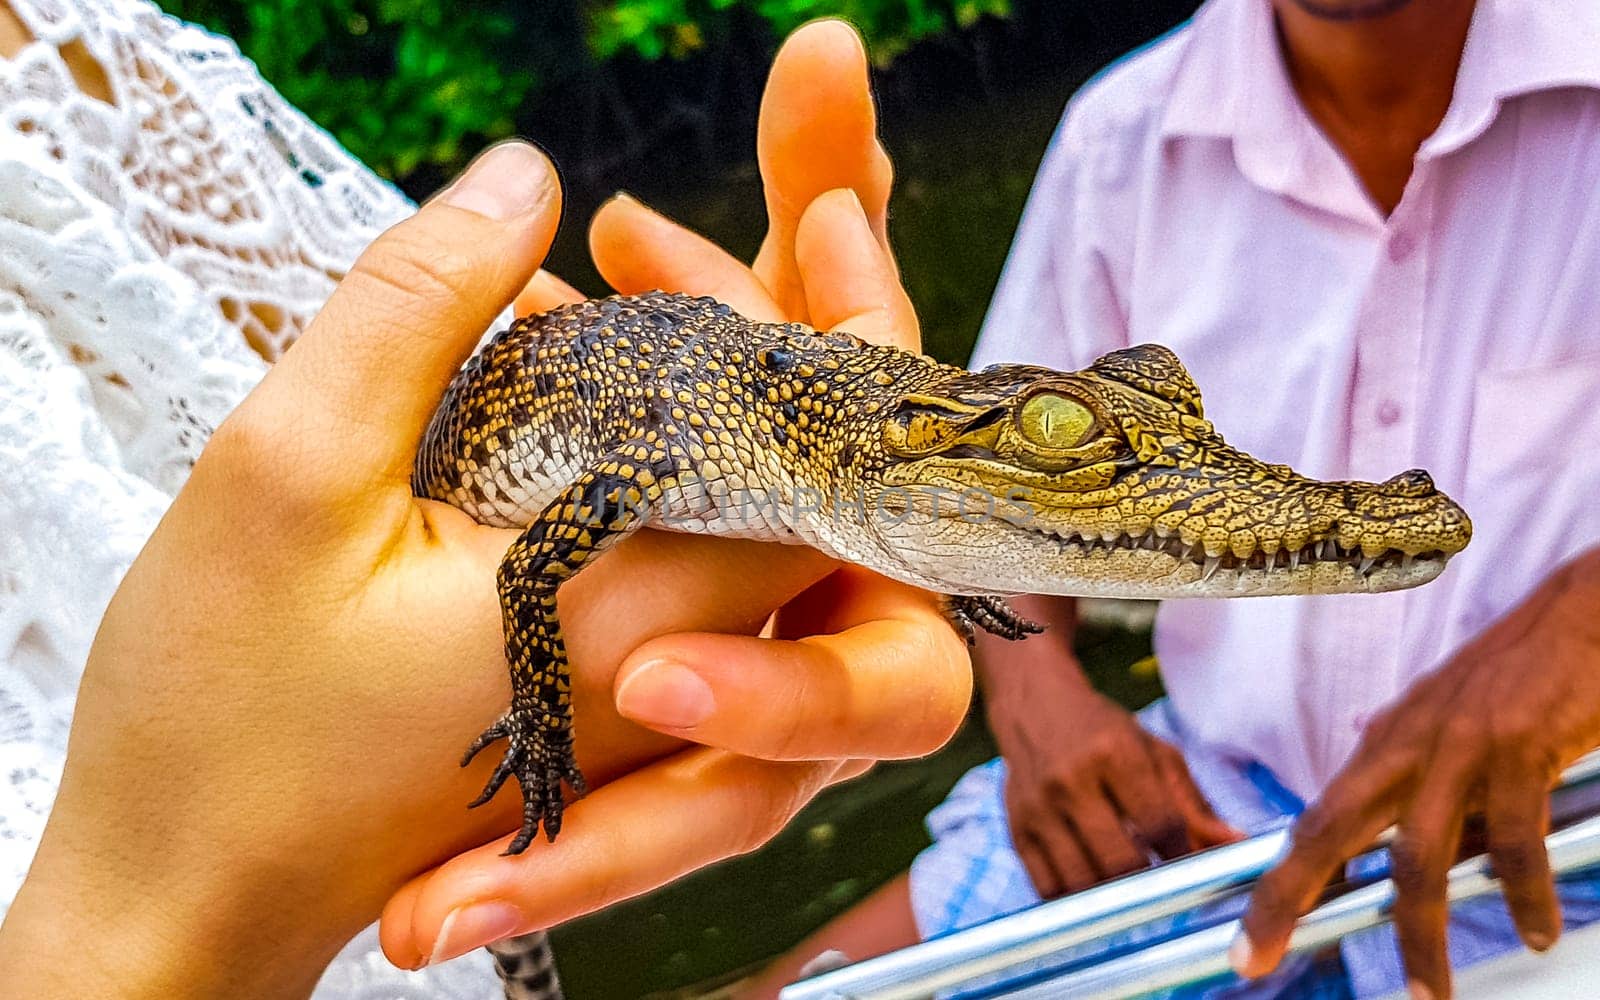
[1104,741,1192,862]
[589,193,785,322]
[1486,754,1561,952]
[1235,769,1403,977]
[514,269,585,315]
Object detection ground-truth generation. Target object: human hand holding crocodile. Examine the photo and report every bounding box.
[0,130,968,997]
[374,21,950,979]
[1236,547,1600,1000]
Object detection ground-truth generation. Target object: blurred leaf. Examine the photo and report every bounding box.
[582,0,1012,66]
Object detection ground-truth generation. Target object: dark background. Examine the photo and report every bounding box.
[154,2,1201,994]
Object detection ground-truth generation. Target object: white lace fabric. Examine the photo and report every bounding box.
[0,0,499,993]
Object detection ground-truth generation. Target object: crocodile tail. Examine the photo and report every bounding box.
[488,931,563,1000]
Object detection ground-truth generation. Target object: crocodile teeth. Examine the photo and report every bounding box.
[1037,527,1437,579]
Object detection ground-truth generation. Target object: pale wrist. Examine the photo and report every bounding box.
[0,838,351,999]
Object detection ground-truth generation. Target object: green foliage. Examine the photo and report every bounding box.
[157,0,1014,183]
[160,0,532,179]
[587,0,1013,64]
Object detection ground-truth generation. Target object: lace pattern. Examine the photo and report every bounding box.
[0,0,498,992]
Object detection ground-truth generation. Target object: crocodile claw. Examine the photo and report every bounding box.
[462,707,586,854]
[943,594,1047,644]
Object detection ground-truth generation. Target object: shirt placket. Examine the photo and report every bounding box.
[1321,184,1434,776]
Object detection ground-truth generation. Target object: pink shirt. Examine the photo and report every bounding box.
[973,0,1600,800]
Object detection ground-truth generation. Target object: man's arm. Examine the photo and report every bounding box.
[1238,546,1600,1000]
[976,594,1238,896]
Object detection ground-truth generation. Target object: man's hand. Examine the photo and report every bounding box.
[1004,687,1238,896]
[1237,548,1600,1000]
[981,596,1238,897]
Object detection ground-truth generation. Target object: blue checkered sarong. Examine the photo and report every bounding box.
[908,699,1600,998]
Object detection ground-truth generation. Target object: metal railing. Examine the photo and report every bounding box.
[782,751,1600,1000]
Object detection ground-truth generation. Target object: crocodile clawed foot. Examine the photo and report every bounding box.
[462,708,585,855]
[943,595,1046,644]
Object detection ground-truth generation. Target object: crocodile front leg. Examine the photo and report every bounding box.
[464,452,667,855]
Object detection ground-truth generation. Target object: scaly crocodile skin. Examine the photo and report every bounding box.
[414,291,1471,996]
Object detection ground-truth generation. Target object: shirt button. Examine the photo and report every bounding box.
[1387,232,1418,262]
[1377,400,1403,426]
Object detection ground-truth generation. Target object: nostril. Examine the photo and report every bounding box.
[1385,468,1435,496]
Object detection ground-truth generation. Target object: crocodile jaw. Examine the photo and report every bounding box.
[876,518,1455,599]
[1020,529,1451,598]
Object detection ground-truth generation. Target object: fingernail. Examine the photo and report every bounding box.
[615,659,715,730]
[427,901,527,966]
[1408,980,1435,1000]
[806,17,867,61]
[603,191,655,217]
[811,186,865,221]
[837,188,870,226]
[1528,930,1555,951]
[1227,932,1254,976]
[441,142,552,222]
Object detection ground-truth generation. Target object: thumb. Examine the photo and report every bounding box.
[252,141,561,495]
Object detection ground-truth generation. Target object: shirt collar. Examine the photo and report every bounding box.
[1423,0,1600,157]
[1160,0,1600,222]
[1159,0,1267,145]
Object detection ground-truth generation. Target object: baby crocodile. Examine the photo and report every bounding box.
[416,290,1470,851]
[414,291,1470,994]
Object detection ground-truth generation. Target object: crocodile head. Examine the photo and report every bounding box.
[869,344,1471,599]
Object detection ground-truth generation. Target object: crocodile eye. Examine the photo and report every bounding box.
[1017,393,1094,449]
